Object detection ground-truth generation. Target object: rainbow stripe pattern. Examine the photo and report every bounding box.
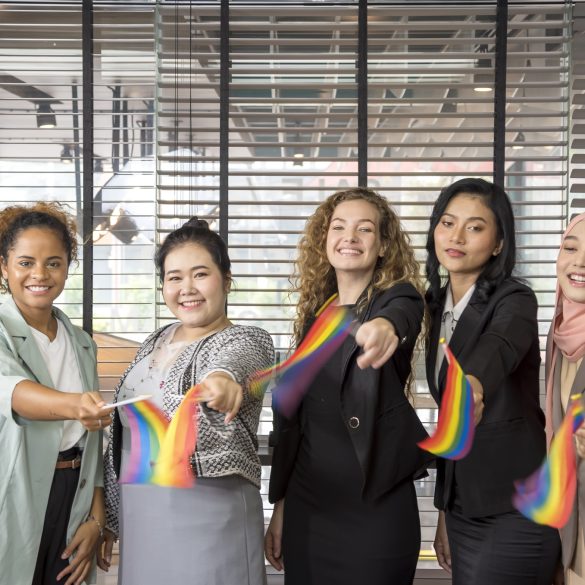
[152,385,200,488]
[418,339,475,460]
[250,294,354,417]
[119,399,169,484]
[120,387,200,488]
[513,394,585,528]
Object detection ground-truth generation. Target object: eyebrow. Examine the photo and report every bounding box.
[330,217,376,224]
[166,265,209,275]
[564,235,579,242]
[442,212,488,224]
[16,255,64,261]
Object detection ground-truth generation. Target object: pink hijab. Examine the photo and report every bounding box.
[545,213,585,442]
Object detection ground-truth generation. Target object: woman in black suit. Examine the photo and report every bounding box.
[264,187,431,585]
[425,177,561,585]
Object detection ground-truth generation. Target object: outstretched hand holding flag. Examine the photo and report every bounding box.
[118,387,201,488]
[513,393,585,528]
[249,294,354,417]
[418,339,476,460]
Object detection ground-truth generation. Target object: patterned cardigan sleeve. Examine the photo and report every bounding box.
[197,325,275,388]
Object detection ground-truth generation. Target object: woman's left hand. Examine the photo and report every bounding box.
[466,375,485,425]
[197,373,243,424]
[575,427,585,459]
[56,519,101,585]
[354,317,399,370]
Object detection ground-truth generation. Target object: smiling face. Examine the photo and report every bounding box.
[433,193,502,285]
[557,219,585,304]
[325,199,384,283]
[0,227,69,320]
[162,242,230,340]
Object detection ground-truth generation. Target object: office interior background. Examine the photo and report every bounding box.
[0,0,584,582]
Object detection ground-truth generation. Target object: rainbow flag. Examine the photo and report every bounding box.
[418,339,475,460]
[120,388,200,488]
[152,385,200,488]
[513,394,585,528]
[119,400,169,484]
[250,294,354,417]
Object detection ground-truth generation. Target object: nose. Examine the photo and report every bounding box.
[574,249,585,267]
[31,264,49,280]
[449,225,465,244]
[180,280,197,295]
[343,228,358,243]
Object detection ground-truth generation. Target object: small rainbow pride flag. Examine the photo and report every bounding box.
[250,294,354,417]
[418,339,475,460]
[152,385,200,488]
[513,394,585,528]
[119,400,169,484]
[120,388,200,488]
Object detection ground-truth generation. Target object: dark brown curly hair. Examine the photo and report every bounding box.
[0,201,78,294]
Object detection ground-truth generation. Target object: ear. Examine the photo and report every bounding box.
[378,244,387,258]
[493,240,504,256]
[225,273,232,294]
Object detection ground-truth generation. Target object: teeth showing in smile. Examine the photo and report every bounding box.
[181,300,203,307]
[569,274,585,283]
[338,248,361,255]
[27,286,49,292]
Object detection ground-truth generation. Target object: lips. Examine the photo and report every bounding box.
[337,248,362,256]
[568,273,585,285]
[445,248,465,258]
[179,299,204,308]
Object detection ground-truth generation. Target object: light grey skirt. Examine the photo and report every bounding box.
[118,476,267,585]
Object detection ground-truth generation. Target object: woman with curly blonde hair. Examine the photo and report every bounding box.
[0,202,112,585]
[265,187,431,585]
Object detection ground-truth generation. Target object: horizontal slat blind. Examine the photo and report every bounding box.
[92,3,156,391]
[0,3,85,321]
[570,3,585,219]
[227,5,359,355]
[156,4,222,327]
[504,4,569,346]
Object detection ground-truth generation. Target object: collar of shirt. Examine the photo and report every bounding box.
[442,283,476,327]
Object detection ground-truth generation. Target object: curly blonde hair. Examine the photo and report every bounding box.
[292,187,424,344]
[0,201,78,294]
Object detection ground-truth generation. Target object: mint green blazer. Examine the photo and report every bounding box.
[0,297,102,585]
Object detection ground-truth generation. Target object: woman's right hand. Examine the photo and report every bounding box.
[96,528,117,572]
[77,392,113,431]
[434,510,452,574]
[265,499,284,571]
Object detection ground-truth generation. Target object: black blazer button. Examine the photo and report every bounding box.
[348,416,360,429]
[79,478,87,489]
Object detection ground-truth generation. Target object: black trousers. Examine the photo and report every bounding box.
[446,500,561,585]
[32,462,80,585]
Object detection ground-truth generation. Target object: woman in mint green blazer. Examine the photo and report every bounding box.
[0,202,113,585]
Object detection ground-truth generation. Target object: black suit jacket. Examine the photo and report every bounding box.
[426,279,546,517]
[269,283,432,504]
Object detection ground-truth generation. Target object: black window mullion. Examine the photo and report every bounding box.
[493,0,508,187]
[358,0,368,186]
[82,0,94,336]
[220,0,229,245]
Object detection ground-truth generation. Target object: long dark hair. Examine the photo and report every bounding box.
[155,217,231,285]
[425,178,517,310]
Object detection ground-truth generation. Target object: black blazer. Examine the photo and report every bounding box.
[426,279,546,517]
[269,283,432,504]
